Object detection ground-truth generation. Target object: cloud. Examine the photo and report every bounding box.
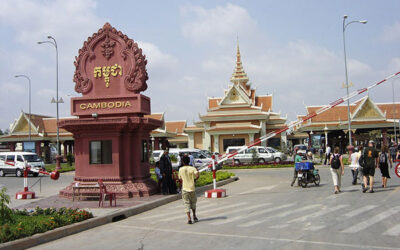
[177,4,378,123]
[180,3,258,47]
[381,22,400,42]
[138,41,178,71]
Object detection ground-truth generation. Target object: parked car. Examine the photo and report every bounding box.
[171,148,215,169]
[293,144,308,159]
[151,150,163,162]
[0,152,45,177]
[265,147,287,163]
[225,146,274,165]
[152,148,214,170]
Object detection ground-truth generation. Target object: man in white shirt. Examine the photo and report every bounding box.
[324,145,331,165]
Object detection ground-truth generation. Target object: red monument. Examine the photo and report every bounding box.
[59,23,162,198]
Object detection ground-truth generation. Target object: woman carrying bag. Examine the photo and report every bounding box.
[330,147,344,194]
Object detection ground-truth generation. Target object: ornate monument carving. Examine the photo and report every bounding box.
[59,23,162,199]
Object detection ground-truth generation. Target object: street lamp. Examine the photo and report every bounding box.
[38,36,63,156]
[342,15,367,147]
[15,75,31,141]
[393,77,399,143]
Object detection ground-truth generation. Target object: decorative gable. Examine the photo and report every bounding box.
[351,97,386,121]
[219,85,251,106]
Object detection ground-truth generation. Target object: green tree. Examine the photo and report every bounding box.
[0,187,13,224]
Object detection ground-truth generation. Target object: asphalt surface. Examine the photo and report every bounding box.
[0,171,75,208]
[28,165,400,250]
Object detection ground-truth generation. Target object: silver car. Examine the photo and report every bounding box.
[225,146,274,164]
[266,147,287,163]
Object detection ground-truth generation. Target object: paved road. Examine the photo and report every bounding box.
[0,171,74,208]
[31,166,400,250]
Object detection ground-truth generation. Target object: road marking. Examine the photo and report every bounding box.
[118,225,400,250]
[289,204,349,223]
[138,202,218,220]
[211,203,295,226]
[158,202,249,222]
[237,185,277,195]
[239,204,322,227]
[342,206,400,233]
[344,205,378,218]
[383,224,400,236]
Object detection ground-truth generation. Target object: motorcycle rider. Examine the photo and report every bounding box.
[291,149,303,186]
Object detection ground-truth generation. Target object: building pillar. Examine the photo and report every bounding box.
[325,131,328,148]
[188,133,194,149]
[154,138,160,150]
[382,128,388,147]
[260,122,267,147]
[249,133,255,143]
[35,141,42,156]
[281,133,287,150]
[213,134,220,153]
[8,142,16,152]
[203,131,211,151]
[308,132,312,148]
[63,141,68,158]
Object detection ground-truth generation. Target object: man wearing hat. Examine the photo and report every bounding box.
[362,140,379,193]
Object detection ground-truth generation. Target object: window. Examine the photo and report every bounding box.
[223,138,245,152]
[17,155,23,162]
[23,155,42,162]
[141,140,148,162]
[90,140,112,164]
[258,148,267,153]
[6,155,15,162]
[0,155,5,161]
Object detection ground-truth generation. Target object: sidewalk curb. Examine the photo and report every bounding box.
[0,176,239,250]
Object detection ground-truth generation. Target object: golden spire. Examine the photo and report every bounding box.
[231,38,249,84]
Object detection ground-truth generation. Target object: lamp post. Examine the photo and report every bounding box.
[393,77,399,143]
[38,36,63,156]
[15,75,31,141]
[342,15,367,147]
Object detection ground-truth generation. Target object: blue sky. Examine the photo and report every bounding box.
[0,0,400,130]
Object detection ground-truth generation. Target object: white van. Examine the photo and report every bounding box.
[225,146,274,164]
[0,152,45,177]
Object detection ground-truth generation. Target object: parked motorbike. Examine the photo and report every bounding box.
[296,162,320,188]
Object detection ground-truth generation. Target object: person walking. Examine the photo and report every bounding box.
[291,149,303,186]
[324,145,332,165]
[159,148,177,195]
[330,147,344,194]
[179,155,199,224]
[379,146,391,188]
[362,140,379,193]
[349,147,361,185]
[389,143,397,163]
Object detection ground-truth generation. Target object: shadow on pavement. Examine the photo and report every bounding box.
[198,216,227,222]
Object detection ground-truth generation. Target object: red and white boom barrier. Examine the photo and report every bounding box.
[199,70,400,176]
[15,162,60,200]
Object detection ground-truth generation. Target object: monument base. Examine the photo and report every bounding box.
[59,178,159,199]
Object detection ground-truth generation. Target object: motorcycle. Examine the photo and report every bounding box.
[296,162,320,188]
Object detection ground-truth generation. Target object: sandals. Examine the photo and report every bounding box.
[194,217,199,223]
[187,220,192,224]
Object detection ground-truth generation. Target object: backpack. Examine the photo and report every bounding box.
[359,150,366,168]
[379,152,387,164]
[331,154,341,169]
